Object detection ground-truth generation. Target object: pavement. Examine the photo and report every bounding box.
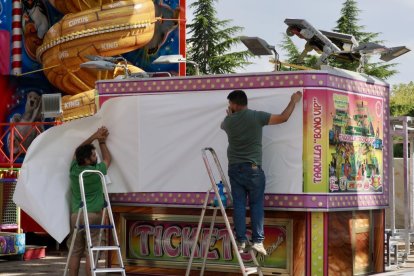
[1,248,414,275]
[0,250,81,276]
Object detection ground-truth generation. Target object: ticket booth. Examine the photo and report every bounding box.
[92,66,389,275]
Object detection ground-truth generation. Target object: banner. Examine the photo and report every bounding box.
[303,89,384,193]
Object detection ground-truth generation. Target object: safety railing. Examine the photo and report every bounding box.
[0,122,59,168]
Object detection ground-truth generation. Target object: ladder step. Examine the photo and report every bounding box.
[245,267,259,274]
[91,246,120,251]
[94,267,125,273]
[78,224,113,229]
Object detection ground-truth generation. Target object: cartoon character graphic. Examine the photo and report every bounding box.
[22,0,49,60]
[8,91,43,156]
[145,1,181,55]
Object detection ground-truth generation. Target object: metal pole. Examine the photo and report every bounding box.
[389,134,396,234]
[410,136,414,232]
[403,118,410,256]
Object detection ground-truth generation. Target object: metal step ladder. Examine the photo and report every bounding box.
[185,147,263,276]
[64,170,126,276]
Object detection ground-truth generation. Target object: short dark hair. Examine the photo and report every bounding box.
[227,90,247,106]
[75,144,95,165]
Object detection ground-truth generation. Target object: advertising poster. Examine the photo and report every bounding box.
[327,91,383,193]
[303,89,384,194]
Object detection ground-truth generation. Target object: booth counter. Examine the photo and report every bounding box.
[93,67,389,275]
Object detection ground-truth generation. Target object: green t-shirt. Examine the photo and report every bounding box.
[221,109,271,165]
[70,160,108,213]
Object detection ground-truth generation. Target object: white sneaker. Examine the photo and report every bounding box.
[252,242,267,256]
[236,241,246,253]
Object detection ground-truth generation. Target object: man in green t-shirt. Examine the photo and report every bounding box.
[221,90,302,256]
[67,126,111,276]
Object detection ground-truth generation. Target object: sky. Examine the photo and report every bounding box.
[186,0,414,87]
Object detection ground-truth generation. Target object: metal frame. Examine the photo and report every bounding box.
[389,116,414,257]
[186,148,262,276]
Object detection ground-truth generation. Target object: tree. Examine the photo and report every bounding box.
[334,0,379,43]
[390,82,414,157]
[278,0,398,79]
[390,82,414,116]
[186,0,252,75]
[278,34,318,71]
[330,0,397,78]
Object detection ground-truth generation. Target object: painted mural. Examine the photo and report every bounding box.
[0,0,185,163]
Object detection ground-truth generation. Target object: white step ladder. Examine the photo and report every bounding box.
[64,170,126,276]
[185,147,263,276]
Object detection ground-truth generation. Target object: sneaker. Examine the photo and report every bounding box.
[236,241,246,253]
[252,242,267,256]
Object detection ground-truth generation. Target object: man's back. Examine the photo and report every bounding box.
[221,109,270,165]
[69,160,107,213]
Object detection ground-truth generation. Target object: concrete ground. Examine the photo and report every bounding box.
[1,248,414,275]
[0,250,81,276]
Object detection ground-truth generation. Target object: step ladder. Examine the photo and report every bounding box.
[185,147,263,276]
[64,170,126,276]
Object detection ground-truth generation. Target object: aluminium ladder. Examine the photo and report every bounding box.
[64,170,126,276]
[185,147,263,276]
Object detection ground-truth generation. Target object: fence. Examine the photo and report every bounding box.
[0,122,58,167]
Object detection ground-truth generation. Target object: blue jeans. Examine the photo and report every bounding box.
[228,162,265,243]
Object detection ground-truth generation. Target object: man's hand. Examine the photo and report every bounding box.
[291,91,302,103]
[226,106,233,116]
[75,126,110,160]
[96,126,111,167]
[96,126,109,143]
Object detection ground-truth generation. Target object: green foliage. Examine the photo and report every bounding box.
[331,0,396,78]
[186,0,252,75]
[277,34,318,71]
[390,82,414,116]
[334,0,381,43]
[278,0,397,79]
[390,82,414,157]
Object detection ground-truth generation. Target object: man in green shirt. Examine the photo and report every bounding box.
[221,90,302,256]
[67,126,111,276]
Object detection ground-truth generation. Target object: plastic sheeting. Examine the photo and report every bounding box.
[14,88,303,242]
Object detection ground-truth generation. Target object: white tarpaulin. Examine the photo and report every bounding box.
[13,88,303,242]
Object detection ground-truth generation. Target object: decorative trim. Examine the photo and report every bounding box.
[97,71,389,99]
[109,192,389,210]
[310,213,325,275]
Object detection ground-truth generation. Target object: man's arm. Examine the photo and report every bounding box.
[78,129,100,148]
[220,107,233,130]
[72,127,110,163]
[268,91,302,125]
[97,128,111,168]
